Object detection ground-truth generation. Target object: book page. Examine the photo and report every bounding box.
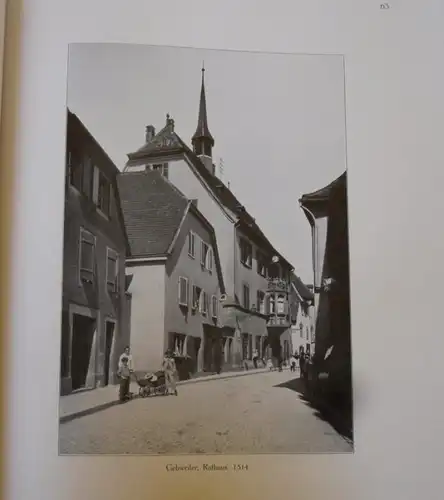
[3,1,444,499]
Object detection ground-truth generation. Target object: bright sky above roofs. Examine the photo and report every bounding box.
[67,44,346,283]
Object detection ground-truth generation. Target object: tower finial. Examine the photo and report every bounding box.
[192,65,214,153]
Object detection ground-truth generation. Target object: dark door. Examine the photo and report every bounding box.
[71,314,96,390]
[103,321,115,386]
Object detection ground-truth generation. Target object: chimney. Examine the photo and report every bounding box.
[145,125,155,143]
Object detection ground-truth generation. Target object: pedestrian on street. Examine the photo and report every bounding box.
[252,349,259,369]
[118,346,134,372]
[162,349,178,396]
[299,349,305,379]
[117,356,131,402]
[290,354,297,372]
[267,358,274,371]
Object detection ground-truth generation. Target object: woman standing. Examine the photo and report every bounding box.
[162,349,178,396]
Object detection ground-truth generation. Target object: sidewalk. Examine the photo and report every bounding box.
[59,367,269,423]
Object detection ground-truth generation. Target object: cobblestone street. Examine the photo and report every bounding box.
[59,370,352,454]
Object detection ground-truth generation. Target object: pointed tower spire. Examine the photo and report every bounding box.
[192,65,215,168]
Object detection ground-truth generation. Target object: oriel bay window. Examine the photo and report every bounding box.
[277,294,286,314]
[106,248,119,293]
[79,229,95,283]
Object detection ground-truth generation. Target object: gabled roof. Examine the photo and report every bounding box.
[117,170,189,258]
[291,273,314,302]
[124,124,294,270]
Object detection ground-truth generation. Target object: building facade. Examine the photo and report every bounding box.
[299,172,351,411]
[289,273,315,357]
[123,69,294,368]
[118,170,226,376]
[60,110,131,395]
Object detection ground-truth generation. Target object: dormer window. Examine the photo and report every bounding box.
[151,163,169,179]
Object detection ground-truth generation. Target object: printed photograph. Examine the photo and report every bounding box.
[58,44,352,454]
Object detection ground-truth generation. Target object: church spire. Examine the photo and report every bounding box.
[192,65,214,161]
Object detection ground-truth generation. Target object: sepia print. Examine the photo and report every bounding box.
[58,44,352,454]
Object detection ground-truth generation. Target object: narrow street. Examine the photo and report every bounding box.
[59,370,352,454]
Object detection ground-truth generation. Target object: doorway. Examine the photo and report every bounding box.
[71,314,96,391]
[103,321,115,386]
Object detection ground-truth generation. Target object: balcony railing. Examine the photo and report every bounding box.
[266,278,289,292]
[267,314,290,327]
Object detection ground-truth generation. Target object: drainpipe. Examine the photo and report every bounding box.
[299,203,317,352]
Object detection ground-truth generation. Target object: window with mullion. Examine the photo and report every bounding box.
[106,249,118,293]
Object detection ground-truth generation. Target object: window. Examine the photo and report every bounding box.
[240,238,253,268]
[242,284,250,309]
[188,232,196,258]
[97,171,111,216]
[211,295,218,318]
[192,285,202,310]
[68,149,83,191]
[201,241,209,268]
[206,247,213,272]
[256,252,267,277]
[242,334,249,360]
[82,156,94,199]
[152,163,169,179]
[178,277,189,307]
[269,294,275,314]
[170,333,186,355]
[106,249,118,293]
[277,294,285,314]
[306,326,310,340]
[300,322,304,338]
[255,336,261,355]
[257,291,266,314]
[79,229,95,283]
[200,290,208,315]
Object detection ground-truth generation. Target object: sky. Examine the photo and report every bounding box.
[67,44,346,283]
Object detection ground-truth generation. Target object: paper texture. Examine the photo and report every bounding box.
[3,1,444,499]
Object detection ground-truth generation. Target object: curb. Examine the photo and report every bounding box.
[60,368,270,424]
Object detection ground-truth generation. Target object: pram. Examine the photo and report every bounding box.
[135,370,167,397]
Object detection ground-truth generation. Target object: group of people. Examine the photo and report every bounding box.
[116,346,179,402]
[289,350,311,379]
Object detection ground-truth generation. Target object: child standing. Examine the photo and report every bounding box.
[267,358,274,371]
[117,356,131,402]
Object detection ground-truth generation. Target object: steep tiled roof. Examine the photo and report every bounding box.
[117,170,189,258]
[291,273,314,302]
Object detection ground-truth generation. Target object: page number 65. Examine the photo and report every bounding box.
[380,3,390,8]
